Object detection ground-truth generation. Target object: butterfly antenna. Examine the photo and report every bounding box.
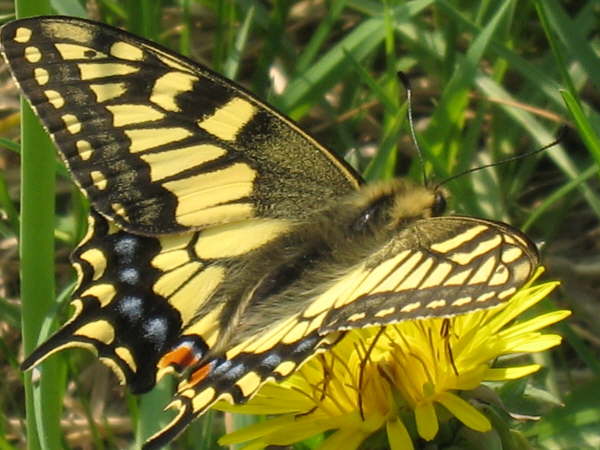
[435,125,567,190]
[398,72,428,186]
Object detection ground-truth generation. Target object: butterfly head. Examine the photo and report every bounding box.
[346,179,448,234]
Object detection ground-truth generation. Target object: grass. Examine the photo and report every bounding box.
[0,0,598,449]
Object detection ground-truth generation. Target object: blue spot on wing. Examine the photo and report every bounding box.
[118,295,143,321]
[143,317,169,348]
[113,235,138,262]
[260,352,281,368]
[119,267,140,284]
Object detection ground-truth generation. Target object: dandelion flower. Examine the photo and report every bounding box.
[218,273,569,449]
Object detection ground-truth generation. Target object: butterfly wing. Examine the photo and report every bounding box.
[0,16,361,235]
[20,210,293,393]
[144,330,343,449]
[315,216,539,332]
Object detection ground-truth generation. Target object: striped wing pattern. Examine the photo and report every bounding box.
[21,210,299,393]
[21,211,184,393]
[318,216,538,332]
[147,331,343,448]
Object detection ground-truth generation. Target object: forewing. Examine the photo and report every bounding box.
[315,216,539,333]
[0,16,360,235]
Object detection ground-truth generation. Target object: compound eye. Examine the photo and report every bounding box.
[351,194,394,233]
[432,190,446,216]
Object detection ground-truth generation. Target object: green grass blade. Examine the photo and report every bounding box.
[0,137,19,153]
[293,0,349,74]
[50,0,86,17]
[422,1,512,173]
[535,0,600,91]
[0,168,19,235]
[278,0,434,117]
[134,378,175,449]
[223,5,255,80]
[14,1,64,449]
[560,90,600,169]
[522,164,597,231]
[475,76,600,219]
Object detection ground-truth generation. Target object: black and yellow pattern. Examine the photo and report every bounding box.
[1,16,539,449]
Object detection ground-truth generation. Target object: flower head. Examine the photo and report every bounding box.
[218,271,569,449]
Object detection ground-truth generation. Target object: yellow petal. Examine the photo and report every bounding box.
[217,382,314,414]
[485,365,540,381]
[501,311,571,339]
[415,402,438,440]
[218,416,292,445]
[258,412,359,445]
[506,334,563,353]
[486,282,559,332]
[452,366,489,390]
[387,417,413,450]
[320,427,369,450]
[239,441,268,450]
[436,391,491,432]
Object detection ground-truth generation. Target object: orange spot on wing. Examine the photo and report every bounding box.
[188,364,212,387]
[158,346,200,370]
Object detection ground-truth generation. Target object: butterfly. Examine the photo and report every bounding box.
[0,16,539,449]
